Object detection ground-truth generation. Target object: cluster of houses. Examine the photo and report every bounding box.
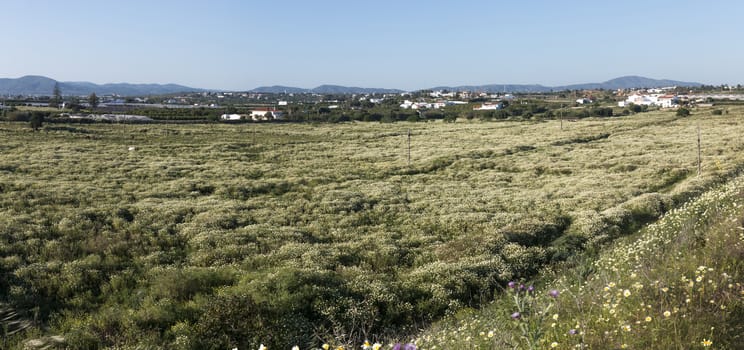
[618,94,679,108]
[220,108,285,121]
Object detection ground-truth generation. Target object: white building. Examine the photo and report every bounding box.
[220,114,243,120]
[473,103,503,111]
[250,109,285,121]
[619,94,678,108]
[620,94,655,107]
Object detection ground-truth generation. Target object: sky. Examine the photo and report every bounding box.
[2,0,743,91]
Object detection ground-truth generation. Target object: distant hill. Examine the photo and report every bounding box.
[253,76,702,94]
[251,85,404,94]
[0,75,202,96]
[556,76,703,91]
[433,76,702,93]
[0,75,704,96]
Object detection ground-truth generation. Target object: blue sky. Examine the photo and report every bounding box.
[2,0,743,91]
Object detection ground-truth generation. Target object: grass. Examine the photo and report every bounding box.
[413,170,744,350]
[1,107,744,348]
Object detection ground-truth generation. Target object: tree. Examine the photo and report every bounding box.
[29,111,45,131]
[676,107,691,117]
[50,83,62,108]
[88,93,99,109]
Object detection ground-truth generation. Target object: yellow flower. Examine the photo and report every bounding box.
[623,289,631,297]
[372,344,382,350]
[322,345,330,350]
[622,324,631,332]
[336,346,345,350]
[552,313,559,321]
[663,311,671,318]
[701,339,713,347]
[487,330,494,338]
[661,287,669,293]
[621,344,628,349]
[550,342,559,348]
[645,316,652,322]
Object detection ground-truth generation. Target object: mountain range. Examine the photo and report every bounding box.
[0,76,202,96]
[0,75,702,96]
[247,76,702,94]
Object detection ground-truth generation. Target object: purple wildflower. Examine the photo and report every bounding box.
[519,284,526,291]
[569,329,577,335]
[511,312,521,320]
[508,281,517,289]
[392,344,416,350]
[527,285,535,294]
[548,289,560,298]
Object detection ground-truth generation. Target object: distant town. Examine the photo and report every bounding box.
[2,76,744,124]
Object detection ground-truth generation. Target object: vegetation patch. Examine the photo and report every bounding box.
[1,108,744,348]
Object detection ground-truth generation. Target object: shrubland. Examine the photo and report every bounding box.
[0,107,743,349]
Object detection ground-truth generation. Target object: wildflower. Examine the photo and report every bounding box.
[372,344,382,350]
[549,289,560,298]
[259,345,267,350]
[553,313,559,321]
[487,330,494,338]
[392,344,416,350]
[701,339,713,347]
[336,347,345,350]
[550,342,559,348]
[568,329,577,335]
[511,312,521,320]
[620,344,628,349]
[661,287,669,293]
[622,324,631,332]
[663,311,671,318]
[527,285,535,294]
[645,316,652,322]
[322,345,330,350]
[508,281,517,289]
[623,289,631,297]
[362,340,372,350]
[292,347,299,350]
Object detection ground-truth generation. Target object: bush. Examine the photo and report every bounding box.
[676,107,691,117]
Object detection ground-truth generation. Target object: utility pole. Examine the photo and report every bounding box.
[407,128,411,167]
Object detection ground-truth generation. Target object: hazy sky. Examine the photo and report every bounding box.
[2,0,743,91]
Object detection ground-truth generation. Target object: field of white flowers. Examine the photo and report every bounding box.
[1,107,743,348]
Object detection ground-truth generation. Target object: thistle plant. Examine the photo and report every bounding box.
[506,282,559,350]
